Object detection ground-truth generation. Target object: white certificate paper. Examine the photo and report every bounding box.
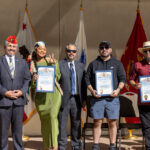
[95,70,113,96]
[36,66,55,93]
[139,75,150,103]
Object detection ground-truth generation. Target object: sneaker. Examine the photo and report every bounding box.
[109,144,116,150]
[92,144,100,150]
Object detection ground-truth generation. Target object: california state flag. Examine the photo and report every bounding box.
[17,8,37,124]
[17,8,37,53]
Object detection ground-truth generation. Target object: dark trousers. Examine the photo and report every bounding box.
[58,96,81,150]
[0,104,24,150]
[138,105,150,150]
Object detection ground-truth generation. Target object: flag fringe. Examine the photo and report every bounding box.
[23,108,37,125]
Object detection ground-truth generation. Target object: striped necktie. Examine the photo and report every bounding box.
[9,57,14,78]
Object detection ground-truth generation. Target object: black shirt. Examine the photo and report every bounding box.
[85,56,126,98]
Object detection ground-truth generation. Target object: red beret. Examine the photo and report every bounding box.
[6,35,18,44]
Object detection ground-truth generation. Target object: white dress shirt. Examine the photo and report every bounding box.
[5,55,15,69]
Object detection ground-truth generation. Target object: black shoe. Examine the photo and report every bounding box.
[109,144,116,150]
[72,146,80,150]
[73,148,80,150]
[74,148,80,150]
[92,144,100,150]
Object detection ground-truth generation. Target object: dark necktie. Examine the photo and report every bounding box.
[9,57,14,78]
[70,63,75,95]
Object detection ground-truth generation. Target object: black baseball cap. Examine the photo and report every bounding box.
[99,41,111,49]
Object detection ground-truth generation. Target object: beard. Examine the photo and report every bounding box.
[101,54,110,58]
[145,57,150,62]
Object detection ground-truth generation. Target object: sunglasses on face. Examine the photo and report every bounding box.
[99,46,109,50]
[143,50,150,54]
[66,49,77,53]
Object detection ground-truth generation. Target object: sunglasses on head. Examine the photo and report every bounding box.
[99,46,109,50]
[66,49,77,53]
[143,50,150,53]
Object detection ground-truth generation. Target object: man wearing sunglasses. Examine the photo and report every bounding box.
[85,41,126,150]
[130,41,150,150]
[58,44,86,150]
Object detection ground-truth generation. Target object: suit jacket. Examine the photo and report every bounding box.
[0,55,31,106]
[59,59,87,109]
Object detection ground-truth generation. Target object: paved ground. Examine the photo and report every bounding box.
[8,136,144,150]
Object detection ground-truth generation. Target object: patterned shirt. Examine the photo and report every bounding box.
[130,59,150,105]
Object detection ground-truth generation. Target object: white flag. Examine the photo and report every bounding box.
[17,9,36,53]
[17,8,37,125]
[75,8,87,64]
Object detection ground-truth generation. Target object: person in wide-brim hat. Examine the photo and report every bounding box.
[138,41,150,53]
[130,40,150,150]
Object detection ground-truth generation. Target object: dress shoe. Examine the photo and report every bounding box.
[109,144,116,150]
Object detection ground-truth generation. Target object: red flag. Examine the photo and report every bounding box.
[121,10,147,123]
[121,10,147,94]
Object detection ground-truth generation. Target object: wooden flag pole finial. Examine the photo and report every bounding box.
[137,0,140,10]
[80,0,83,10]
[26,0,28,9]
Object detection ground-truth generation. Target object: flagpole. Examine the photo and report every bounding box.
[80,0,83,51]
[80,0,83,9]
[58,0,61,59]
[22,0,30,142]
[137,0,143,25]
[26,0,28,9]
[79,0,87,127]
[25,0,37,41]
[137,0,140,10]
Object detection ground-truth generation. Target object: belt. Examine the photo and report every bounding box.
[71,94,79,97]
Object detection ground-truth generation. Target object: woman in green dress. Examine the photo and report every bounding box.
[31,41,61,150]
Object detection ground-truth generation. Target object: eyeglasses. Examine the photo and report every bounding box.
[143,50,150,54]
[99,46,109,50]
[66,49,77,53]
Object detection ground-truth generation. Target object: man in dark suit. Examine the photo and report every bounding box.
[0,35,31,150]
[58,44,86,150]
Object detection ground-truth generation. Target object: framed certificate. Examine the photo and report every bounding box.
[36,66,55,93]
[95,70,114,96]
[139,75,150,103]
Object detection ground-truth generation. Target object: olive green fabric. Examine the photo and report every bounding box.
[32,60,61,148]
